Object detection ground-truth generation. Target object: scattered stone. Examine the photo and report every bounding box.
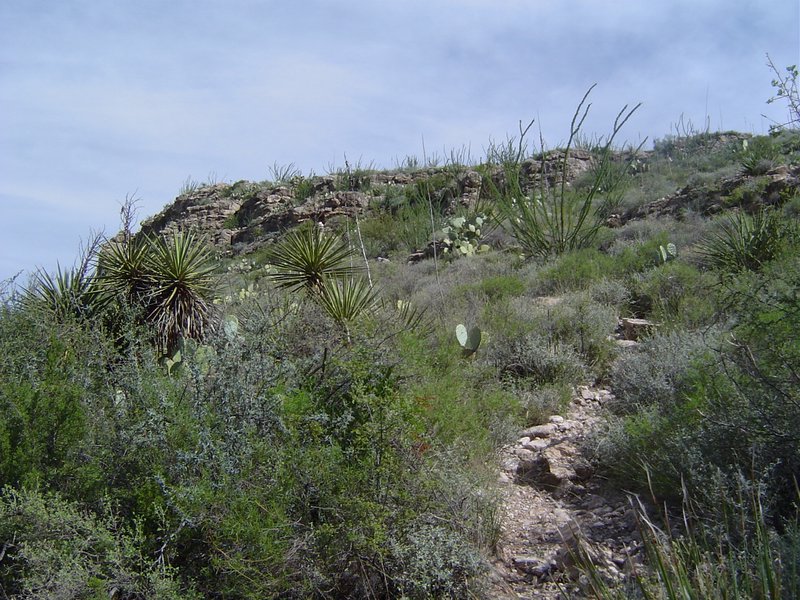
[621,317,656,341]
[521,423,557,438]
[616,339,639,349]
[523,438,550,451]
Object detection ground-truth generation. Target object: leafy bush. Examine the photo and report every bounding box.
[629,261,717,327]
[493,333,586,385]
[609,329,712,415]
[389,522,485,598]
[0,487,196,600]
[601,247,800,519]
[535,247,619,294]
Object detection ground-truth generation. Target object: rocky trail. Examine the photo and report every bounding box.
[488,386,645,599]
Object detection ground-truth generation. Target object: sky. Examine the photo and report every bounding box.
[1,0,798,282]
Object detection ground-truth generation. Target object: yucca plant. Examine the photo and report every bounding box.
[265,222,356,293]
[23,264,99,323]
[697,209,787,273]
[317,276,378,341]
[95,235,150,309]
[142,232,216,353]
[22,234,103,322]
[96,231,216,353]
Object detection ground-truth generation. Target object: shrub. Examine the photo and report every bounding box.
[0,487,195,600]
[389,522,485,598]
[493,334,586,385]
[513,382,572,425]
[629,261,717,327]
[609,329,713,415]
[535,247,619,294]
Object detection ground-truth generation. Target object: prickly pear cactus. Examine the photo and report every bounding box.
[456,323,482,356]
[441,214,490,257]
[658,242,677,264]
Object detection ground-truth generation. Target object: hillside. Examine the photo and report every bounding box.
[2,126,800,599]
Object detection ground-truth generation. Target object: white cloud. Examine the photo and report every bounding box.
[1,0,798,279]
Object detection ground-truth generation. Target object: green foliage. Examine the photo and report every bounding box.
[23,263,99,323]
[142,233,216,352]
[94,231,217,353]
[697,208,789,273]
[292,175,316,202]
[317,276,379,338]
[22,235,104,323]
[0,487,196,600]
[574,484,799,600]
[536,247,618,293]
[600,249,800,524]
[0,337,85,489]
[738,136,780,175]
[493,333,586,385]
[630,261,717,327]
[389,522,485,598]
[473,274,526,301]
[609,329,712,415]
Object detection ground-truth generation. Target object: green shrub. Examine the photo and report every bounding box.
[554,293,618,362]
[609,329,712,415]
[0,337,86,489]
[493,334,586,385]
[601,251,800,519]
[360,200,433,257]
[629,261,716,327]
[536,247,619,293]
[588,278,632,312]
[514,382,572,425]
[0,487,195,600]
[389,522,485,598]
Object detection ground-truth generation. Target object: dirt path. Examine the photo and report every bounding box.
[487,386,643,599]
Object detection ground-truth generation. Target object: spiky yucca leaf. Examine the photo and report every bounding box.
[95,236,150,308]
[698,209,786,273]
[23,264,99,322]
[142,232,216,352]
[317,276,378,328]
[266,223,356,293]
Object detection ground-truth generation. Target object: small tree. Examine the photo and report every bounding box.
[765,53,799,131]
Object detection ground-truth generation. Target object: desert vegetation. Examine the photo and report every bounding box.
[2,80,800,598]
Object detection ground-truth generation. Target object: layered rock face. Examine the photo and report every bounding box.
[135,150,603,254]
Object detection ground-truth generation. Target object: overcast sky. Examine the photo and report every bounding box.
[1,0,798,282]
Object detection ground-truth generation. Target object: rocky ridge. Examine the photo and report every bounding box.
[136,149,601,255]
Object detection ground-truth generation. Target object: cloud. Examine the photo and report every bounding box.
[1,0,798,280]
